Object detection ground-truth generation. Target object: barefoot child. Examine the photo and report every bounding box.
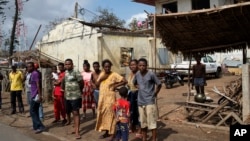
[113,86,130,141]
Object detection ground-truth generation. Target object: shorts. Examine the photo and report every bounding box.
[138,104,157,130]
[65,98,82,114]
[194,78,205,86]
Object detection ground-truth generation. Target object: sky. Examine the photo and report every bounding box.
[1,0,154,51]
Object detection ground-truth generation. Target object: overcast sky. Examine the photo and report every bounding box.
[1,0,154,51]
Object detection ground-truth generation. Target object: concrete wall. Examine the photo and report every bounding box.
[37,20,171,75]
[99,34,166,74]
[155,0,192,13]
[178,0,192,12]
[155,0,234,14]
[242,64,250,122]
[37,20,99,71]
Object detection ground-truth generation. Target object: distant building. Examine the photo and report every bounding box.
[36,18,173,74]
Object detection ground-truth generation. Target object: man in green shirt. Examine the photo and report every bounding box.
[61,58,83,140]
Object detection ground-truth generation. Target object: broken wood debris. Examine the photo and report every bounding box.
[185,77,243,127]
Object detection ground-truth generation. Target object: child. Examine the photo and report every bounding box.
[113,86,130,141]
[51,66,59,81]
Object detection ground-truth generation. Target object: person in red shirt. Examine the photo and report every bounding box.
[52,63,67,124]
[113,86,130,141]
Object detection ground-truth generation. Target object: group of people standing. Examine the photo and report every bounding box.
[6,57,162,141]
[92,58,162,141]
[51,58,162,141]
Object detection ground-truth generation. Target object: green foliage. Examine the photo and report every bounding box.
[91,7,125,28]
[128,18,139,31]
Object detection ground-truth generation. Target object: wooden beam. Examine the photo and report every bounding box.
[216,112,243,126]
[188,42,246,52]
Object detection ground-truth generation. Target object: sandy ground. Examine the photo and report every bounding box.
[0,74,240,141]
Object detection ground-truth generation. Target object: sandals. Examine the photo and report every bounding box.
[99,133,110,139]
[75,135,81,140]
[135,133,143,139]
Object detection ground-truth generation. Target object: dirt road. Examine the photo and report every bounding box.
[0,75,239,141]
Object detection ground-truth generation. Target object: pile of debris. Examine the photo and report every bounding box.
[185,76,243,126]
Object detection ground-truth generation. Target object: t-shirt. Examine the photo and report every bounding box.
[30,70,40,98]
[25,72,31,92]
[62,69,82,100]
[9,70,23,91]
[54,71,65,96]
[113,98,130,123]
[52,72,59,80]
[133,71,161,106]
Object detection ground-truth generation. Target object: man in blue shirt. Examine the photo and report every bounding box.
[133,58,162,141]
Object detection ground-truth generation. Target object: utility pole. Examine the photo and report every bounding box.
[74,2,78,18]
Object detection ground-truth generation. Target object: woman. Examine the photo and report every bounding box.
[127,59,142,138]
[81,60,95,118]
[95,59,127,139]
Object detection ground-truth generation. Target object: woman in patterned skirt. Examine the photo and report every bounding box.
[81,60,95,119]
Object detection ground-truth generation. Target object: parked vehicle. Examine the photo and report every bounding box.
[171,55,222,80]
[0,58,9,66]
[163,69,184,89]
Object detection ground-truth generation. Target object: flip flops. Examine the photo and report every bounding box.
[75,135,81,140]
[135,133,143,139]
[99,133,110,139]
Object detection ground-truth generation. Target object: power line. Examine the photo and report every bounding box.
[78,4,98,17]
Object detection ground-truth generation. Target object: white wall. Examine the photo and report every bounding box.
[37,20,172,74]
[210,0,220,7]
[37,20,99,71]
[100,34,165,74]
[178,0,192,12]
[155,0,235,14]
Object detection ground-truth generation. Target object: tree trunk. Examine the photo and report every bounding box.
[9,0,18,65]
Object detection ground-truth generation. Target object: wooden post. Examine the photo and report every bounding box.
[153,13,157,73]
[29,25,42,50]
[187,52,192,102]
[243,43,247,64]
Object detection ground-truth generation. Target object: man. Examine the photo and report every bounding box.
[9,65,24,114]
[27,62,45,133]
[192,56,206,95]
[23,67,32,117]
[52,63,67,125]
[61,58,83,139]
[133,58,162,141]
[34,63,44,121]
[0,71,3,111]
[91,61,101,107]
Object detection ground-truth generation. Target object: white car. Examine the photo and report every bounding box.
[0,58,9,66]
[171,55,222,80]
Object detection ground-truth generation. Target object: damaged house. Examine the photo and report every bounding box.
[36,18,172,75]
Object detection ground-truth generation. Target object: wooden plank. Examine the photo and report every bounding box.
[216,112,243,126]
[212,86,238,103]
[186,101,218,108]
[201,101,229,123]
[185,106,212,112]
